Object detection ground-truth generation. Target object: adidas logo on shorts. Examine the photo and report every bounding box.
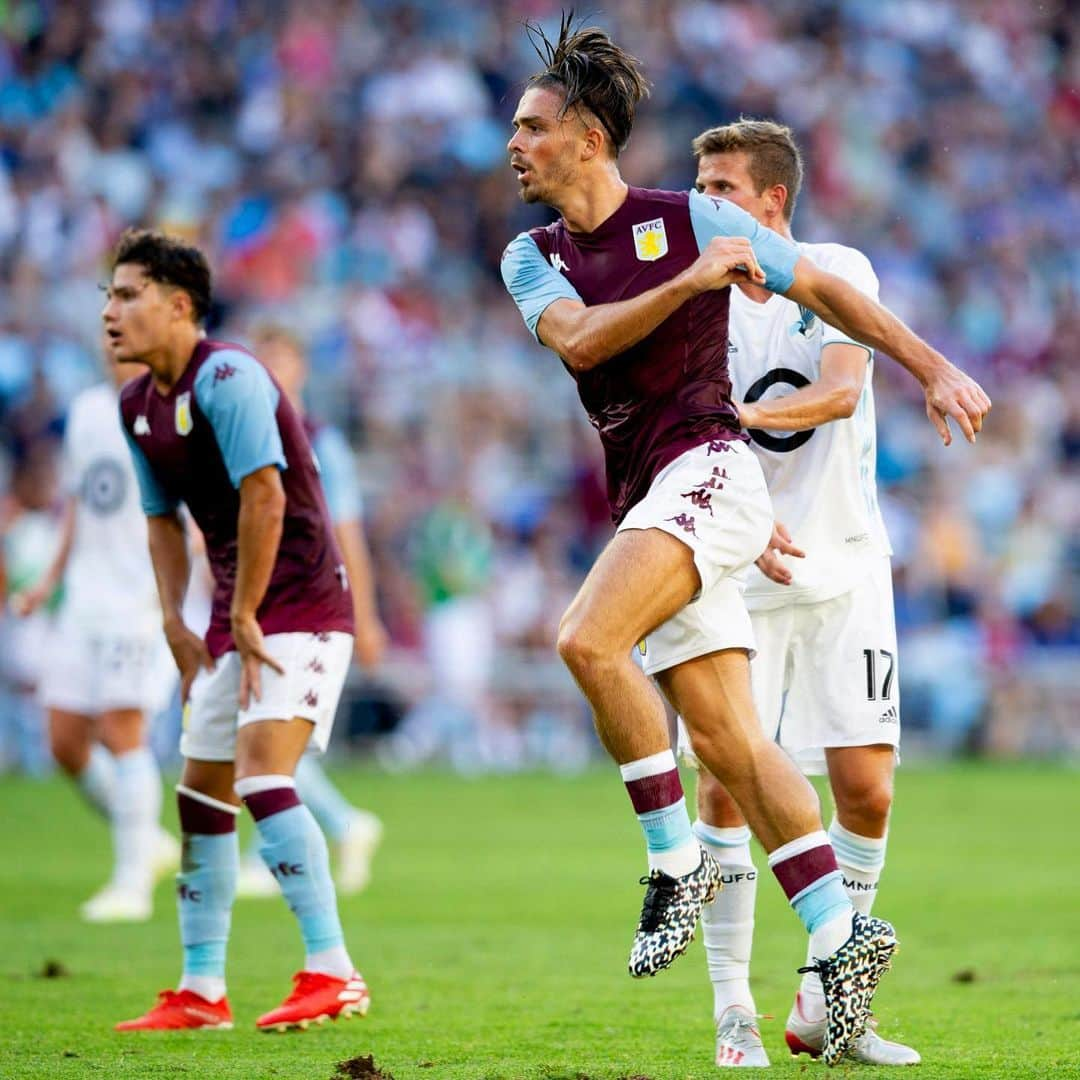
[878,705,898,725]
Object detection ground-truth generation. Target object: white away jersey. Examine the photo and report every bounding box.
[61,382,159,631]
[729,241,891,609]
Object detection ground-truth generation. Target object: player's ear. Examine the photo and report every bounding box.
[581,124,605,163]
[768,184,789,221]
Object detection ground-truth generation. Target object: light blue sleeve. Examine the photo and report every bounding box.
[121,421,180,516]
[500,232,583,340]
[688,189,799,294]
[192,349,286,488]
[313,425,362,523]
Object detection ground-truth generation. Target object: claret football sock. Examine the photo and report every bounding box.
[767,830,854,959]
[77,744,115,818]
[694,821,758,1019]
[236,774,354,979]
[175,785,239,1001]
[112,747,162,894]
[620,749,701,878]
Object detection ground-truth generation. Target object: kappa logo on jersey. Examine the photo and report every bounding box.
[632,218,668,261]
[213,362,237,383]
[549,252,569,273]
[134,415,150,436]
[175,391,194,436]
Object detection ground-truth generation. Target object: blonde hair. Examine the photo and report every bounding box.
[692,119,804,221]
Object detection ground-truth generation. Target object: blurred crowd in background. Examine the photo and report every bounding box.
[0,0,1077,774]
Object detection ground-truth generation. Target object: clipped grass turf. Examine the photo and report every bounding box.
[1,762,1078,1078]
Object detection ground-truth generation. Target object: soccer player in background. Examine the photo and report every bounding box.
[234,324,385,898]
[105,229,370,1033]
[500,18,989,1065]
[688,120,919,1067]
[12,347,180,923]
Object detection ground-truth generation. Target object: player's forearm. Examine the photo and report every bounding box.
[147,512,191,629]
[790,270,946,386]
[231,474,285,621]
[541,274,698,371]
[741,379,861,432]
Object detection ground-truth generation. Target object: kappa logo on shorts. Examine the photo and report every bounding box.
[680,488,714,515]
[305,658,326,674]
[302,689,319,707]
[706,439,733,455]
[175,392,194,436]
[665,513,698,537]
[632,218,668,261]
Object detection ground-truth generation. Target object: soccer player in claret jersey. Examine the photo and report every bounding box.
[234,324,386,899]
[13,348,179,924]
[501,17,989,1065]
[105,229,370,1033]
[688,120,920,1068]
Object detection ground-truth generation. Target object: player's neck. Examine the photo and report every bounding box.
[147,327,205,393]
[556,170,628,234]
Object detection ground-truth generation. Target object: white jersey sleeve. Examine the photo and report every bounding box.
[811,246,881,351]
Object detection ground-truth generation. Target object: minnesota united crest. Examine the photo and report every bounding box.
[632,218,668,261]
[175,391,193,436]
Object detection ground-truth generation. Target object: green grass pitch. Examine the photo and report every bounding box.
[1,762,1077,1078]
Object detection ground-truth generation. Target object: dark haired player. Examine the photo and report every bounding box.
[105,230,370,1033]
[501,18,990,1065]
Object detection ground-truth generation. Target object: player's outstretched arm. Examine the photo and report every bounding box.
[739,343,869,433]
[148,511,213,701]
[783,260,991,445]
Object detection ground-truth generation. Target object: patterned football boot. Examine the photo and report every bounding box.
[627,851,723,978]
[797,913,898,1065]
[785,992,920,1065]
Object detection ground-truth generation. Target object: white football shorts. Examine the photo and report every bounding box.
[180,631,353,762]
[39,616,175,715]
[617,439,773,676]
[677,557,900,776]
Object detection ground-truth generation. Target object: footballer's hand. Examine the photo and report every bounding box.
[923,358,992,446]
[353,615,388,670]
[10,582,50,617]
[231,612,284,710]
[165,619,215,703]
[682,236,766,294]
[755,521,805,586]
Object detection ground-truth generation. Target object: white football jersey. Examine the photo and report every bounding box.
[61,382,160,632]
[728,241,891,610]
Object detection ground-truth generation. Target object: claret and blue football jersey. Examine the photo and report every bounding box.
[502,187,799,524]
[119,340,353,657]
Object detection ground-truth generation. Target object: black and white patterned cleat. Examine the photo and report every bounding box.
[627,851,722,978]
[798,913,899,1066]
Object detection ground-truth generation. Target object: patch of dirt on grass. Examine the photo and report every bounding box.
[332,1054,396,1080]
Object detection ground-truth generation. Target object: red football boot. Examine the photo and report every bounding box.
[256,971,370,1032]
[115,989,233,1031]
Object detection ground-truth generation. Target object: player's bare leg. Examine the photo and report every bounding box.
[234,718,369,1032]
[557,528,724,977]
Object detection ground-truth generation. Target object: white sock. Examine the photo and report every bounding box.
[179,973,226,1003]
[305,944,354,980]
[694,821,758,1019]
[799,821,887,1012]
[77,744,115,818]
[112,748,162,894]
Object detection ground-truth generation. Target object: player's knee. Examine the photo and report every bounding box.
[556,613,609,677]
[835,776,894,833]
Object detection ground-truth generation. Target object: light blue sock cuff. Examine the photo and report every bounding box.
[791,870,849,935]
[828,820,887,873]
[639,797,694,853]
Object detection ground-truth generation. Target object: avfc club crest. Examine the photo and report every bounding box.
[632,218,668,261]
[175,391,193,436]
